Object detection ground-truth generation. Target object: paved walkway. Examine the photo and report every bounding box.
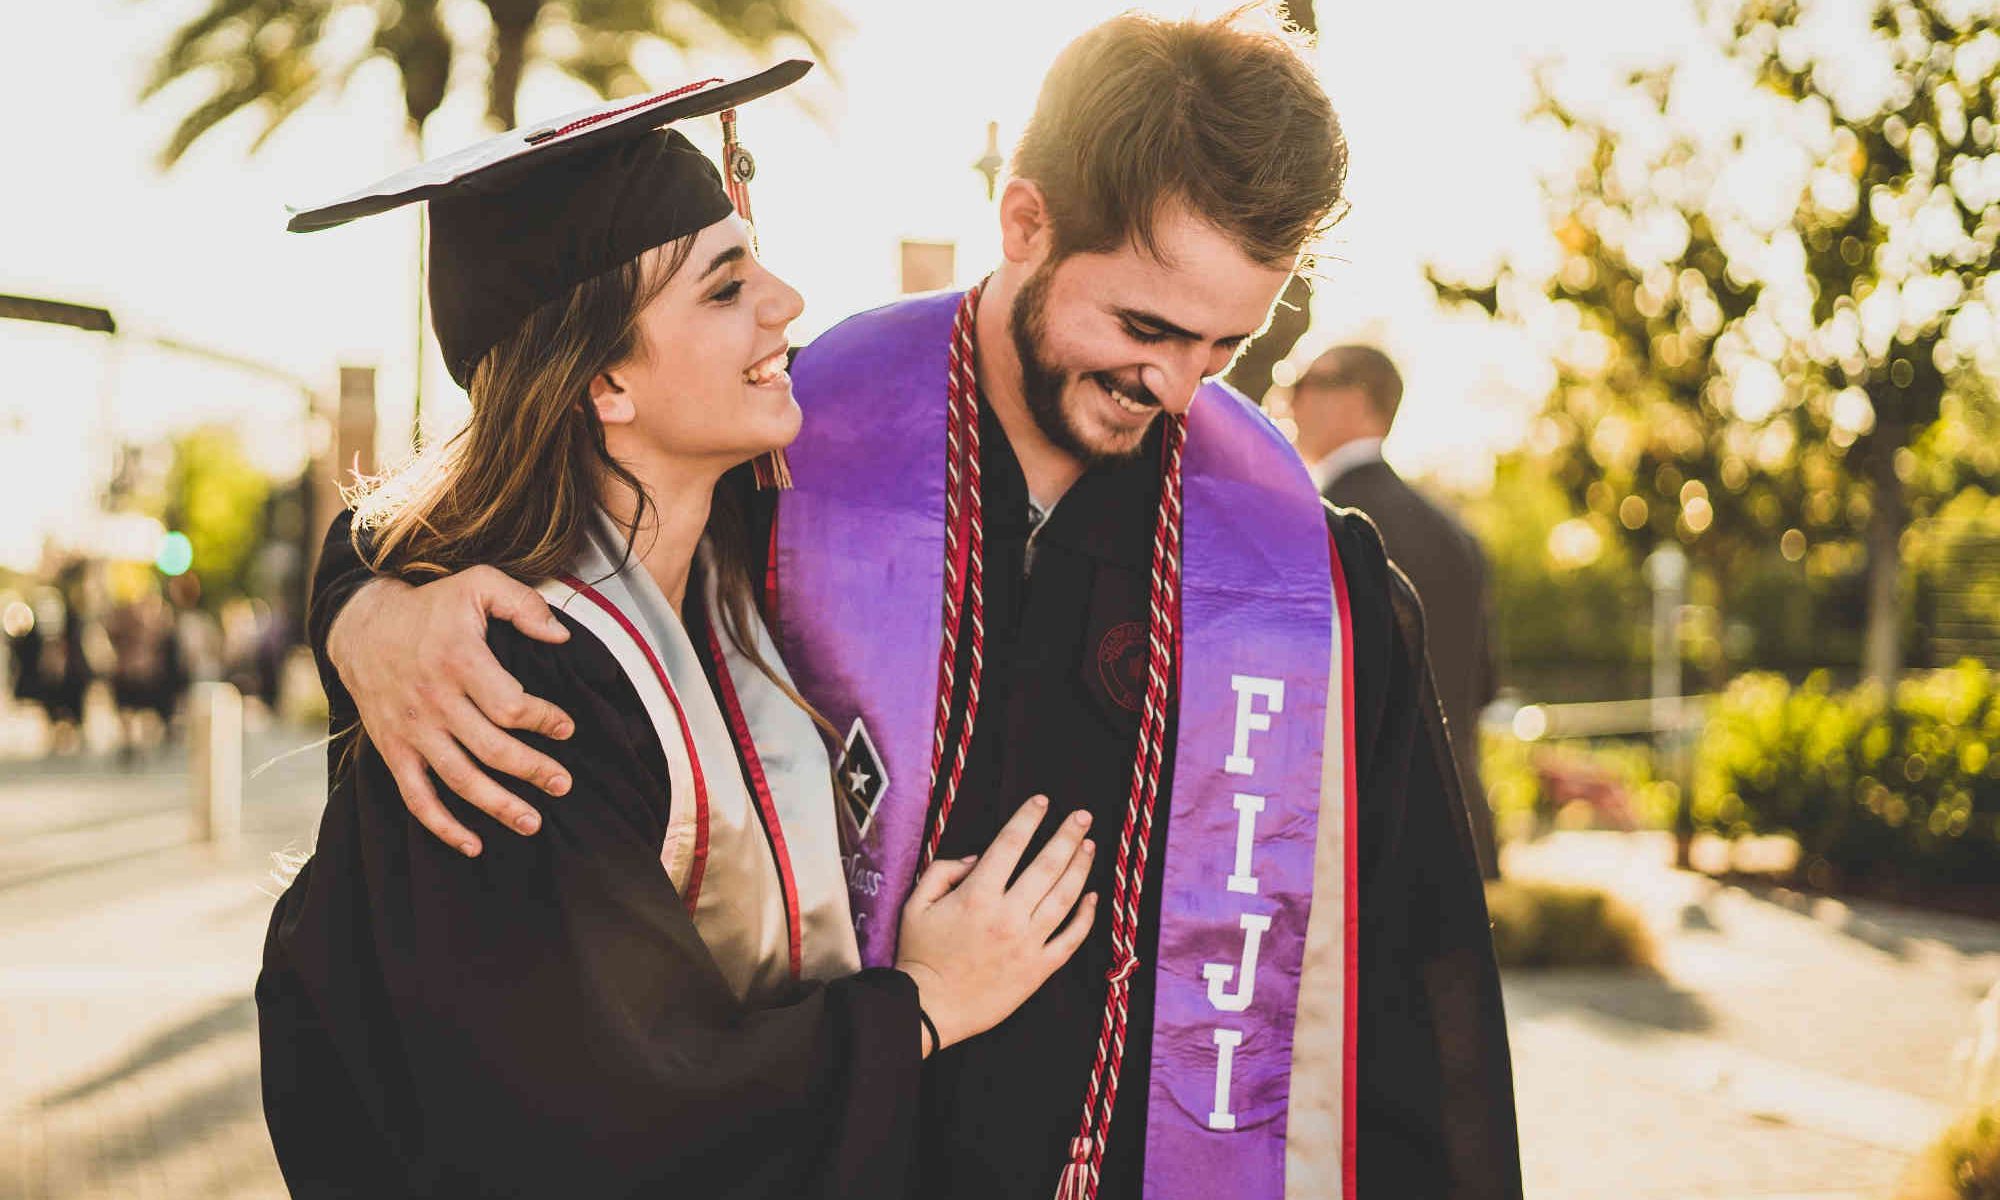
[0,731,321,1200]
[1505,832,2000,1199]
[1,742,1994,1198]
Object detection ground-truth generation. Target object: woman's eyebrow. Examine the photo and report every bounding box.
[701,245,748,279]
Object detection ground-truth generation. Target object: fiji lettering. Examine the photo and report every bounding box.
[1204,674,1284,1131]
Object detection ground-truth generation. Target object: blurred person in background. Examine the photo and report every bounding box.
[221,598,283,710]
[103,583,185,762]
[33,583,93,755]
[167,573,224,688]
[310,13,1520,1199]
[1289,344,1501,879]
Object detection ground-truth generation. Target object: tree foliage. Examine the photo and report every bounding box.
[166,425,272,605]
[142,0,844,163]
[1431,0,2000,680]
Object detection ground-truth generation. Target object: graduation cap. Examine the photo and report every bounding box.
[288,60,811,390]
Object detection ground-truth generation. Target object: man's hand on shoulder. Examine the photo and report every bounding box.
[328,566,576,857]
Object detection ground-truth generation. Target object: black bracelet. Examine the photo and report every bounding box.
[917,1006,941,1056]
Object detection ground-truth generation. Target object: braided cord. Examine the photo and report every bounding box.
[922,281,989,866]
[1056,415,1187,1200]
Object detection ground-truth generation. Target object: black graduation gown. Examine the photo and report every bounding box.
[260,546,922,1199]
[895,409,1523,1200]
[301,402,1523,1197]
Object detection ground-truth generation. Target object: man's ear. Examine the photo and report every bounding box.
[588,371,636,426]
[997,178,1053,267]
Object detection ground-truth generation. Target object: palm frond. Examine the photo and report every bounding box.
[248,62,329,154]
[158,67,267,166]
[140,0,264,100]
[143,0,341,165]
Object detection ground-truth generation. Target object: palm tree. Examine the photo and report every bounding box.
[144,0,839,162]
[143,0,841,438]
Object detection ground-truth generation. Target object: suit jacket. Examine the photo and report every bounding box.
[1324,458,1501,878]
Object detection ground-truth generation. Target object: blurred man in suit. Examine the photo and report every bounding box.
[1290,345,1502,878]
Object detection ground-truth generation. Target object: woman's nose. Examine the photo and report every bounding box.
[763,271,805,326]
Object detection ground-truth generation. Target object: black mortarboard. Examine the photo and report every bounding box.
[288,60,810,387]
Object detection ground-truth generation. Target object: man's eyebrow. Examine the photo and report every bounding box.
[1113,306,1252,344]
[701,245,748,279]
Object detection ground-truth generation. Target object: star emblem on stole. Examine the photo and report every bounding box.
[835,717,890,839]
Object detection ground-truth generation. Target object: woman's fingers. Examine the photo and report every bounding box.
[1043,892,1100,968]
[908,853,980,907]
[445,692,568,801]
[382,743,481,857]
[1029,837,1096,936]
[964,794,1050,893]
[1009,807,1092,907]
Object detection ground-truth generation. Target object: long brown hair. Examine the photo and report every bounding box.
[348,239,821,729]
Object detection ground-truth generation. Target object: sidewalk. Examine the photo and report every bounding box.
[1504,831,2000,1199]
[4,748,1997,1198]
[0,732,322,1200]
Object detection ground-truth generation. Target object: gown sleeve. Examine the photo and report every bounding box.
[1330,509,1525,1200]
[305,508,370,713]
[264,616,922,1199]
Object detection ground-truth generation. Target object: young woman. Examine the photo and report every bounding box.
[257,68,1098,1199]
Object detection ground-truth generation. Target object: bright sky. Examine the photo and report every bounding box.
[0,0,1708,571]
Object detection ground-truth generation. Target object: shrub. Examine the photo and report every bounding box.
[1484,879,1656,970]
[1696,662,2000,885]
[1482,731,1679,840]
[1896,1106,2000,1200]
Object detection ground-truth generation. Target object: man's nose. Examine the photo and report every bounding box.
[1141,358,1203,416]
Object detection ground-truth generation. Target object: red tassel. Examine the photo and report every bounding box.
[753,447,793,490]
[1053,1138,1095,1200]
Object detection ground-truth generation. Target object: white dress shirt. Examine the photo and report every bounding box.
[1307,436,1385,493]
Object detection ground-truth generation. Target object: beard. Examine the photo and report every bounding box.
[1008,260,1157,466]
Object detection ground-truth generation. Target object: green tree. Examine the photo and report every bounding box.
[1432,0,2000,682]
[1430,68,1782,685]
[1723,0,2000,681]
[166,426,273,605]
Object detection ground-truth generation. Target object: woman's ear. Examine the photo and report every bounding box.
[588,371,636,426]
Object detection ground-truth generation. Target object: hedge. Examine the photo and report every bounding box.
[1696,661,2000,884]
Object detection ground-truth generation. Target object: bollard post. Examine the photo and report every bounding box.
[1644,545,1690,869]
[190,681,243,847]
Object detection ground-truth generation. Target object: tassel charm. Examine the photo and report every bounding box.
[1053,1138,1096,1200]
[753,447,793,490]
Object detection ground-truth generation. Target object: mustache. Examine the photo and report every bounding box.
[1087,371,1161,408]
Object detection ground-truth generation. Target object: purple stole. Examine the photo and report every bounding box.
[772,291,1353,1197]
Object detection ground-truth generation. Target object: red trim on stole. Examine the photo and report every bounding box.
[559,574,712,912]
[763,511,782,628]
[1327,533,1359,1198]
[705,621,806,981]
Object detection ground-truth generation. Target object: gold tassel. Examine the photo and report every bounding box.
[754,448,793,490]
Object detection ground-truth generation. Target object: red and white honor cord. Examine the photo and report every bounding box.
[922,280,990,868]
[919,280,1190,1200]
[1056,415,1186,1200]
